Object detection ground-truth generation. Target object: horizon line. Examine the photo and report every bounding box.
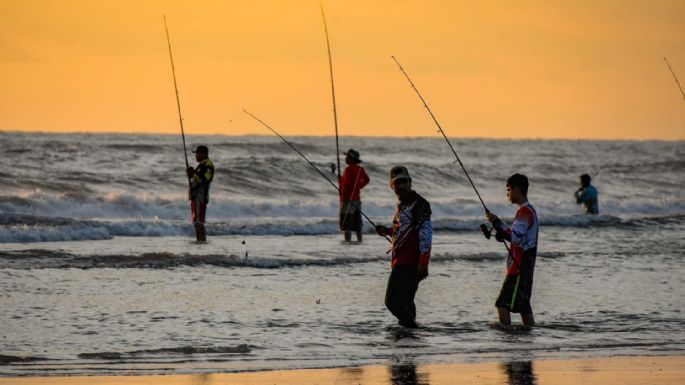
[1,129,684,142]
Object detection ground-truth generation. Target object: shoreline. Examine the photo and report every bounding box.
[1,355,683,385]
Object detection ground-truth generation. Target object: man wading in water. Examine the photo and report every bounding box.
[376,166,432,328]
[186,145,214,242]
[339,149,370,242]
[574,173,599,214]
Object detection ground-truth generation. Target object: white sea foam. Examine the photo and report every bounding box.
[0,134,683,243]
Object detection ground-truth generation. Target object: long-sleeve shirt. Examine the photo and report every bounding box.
[499,202,538,276]
[190,158,214,203]
[383,191,432,268]
[575,185,599,214]
[339,164,370,201]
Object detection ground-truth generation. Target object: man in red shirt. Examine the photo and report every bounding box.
[339,149,370,242]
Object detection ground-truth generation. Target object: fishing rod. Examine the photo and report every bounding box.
[163,16,191,184]
[664,57,685,103]
[391,57,516,259]
[320,4,342,185]
[243,109,391,243]
[391,56,489,213]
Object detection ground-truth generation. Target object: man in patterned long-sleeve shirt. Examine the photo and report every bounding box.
[486,173,538,327]
[186,145,214,242]
[376,166,432,328]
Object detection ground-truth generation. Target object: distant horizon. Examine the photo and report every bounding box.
[1,1,684,140]
[2,129,683,142]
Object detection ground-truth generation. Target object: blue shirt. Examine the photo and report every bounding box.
[575,185,599,214]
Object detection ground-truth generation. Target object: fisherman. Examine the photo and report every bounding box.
[485,174,538,327]
[574,173,599,214]
[186,145,214,242]
[375,166,432,328]
[339,149,370,242]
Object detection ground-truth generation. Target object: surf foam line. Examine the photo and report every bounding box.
[2,190,684,224]
[0,249,535,269]
[78,344,253,360]
[2,213,684,243]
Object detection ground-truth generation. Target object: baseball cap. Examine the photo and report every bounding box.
[192,145,208,154]
[390,165,411,183]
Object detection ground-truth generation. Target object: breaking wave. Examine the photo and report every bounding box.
[1,211,684,243]
[0,249,532,269]
[78,344,252,360]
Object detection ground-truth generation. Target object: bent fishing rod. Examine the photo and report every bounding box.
[391,56,512,255]
[391,56,489,213]
[243,109,391,243]
[320,4,342,185]
[163,16,191,187]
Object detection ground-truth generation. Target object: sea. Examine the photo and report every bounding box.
[0,132,683,376]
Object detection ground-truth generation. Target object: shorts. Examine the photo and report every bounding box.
[495,274,533,314]
[339,200,362,231]
[191,200,207,225]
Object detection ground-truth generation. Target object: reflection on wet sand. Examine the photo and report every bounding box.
[1,356,682,385]
[389,362,429,385]
[502,361,537,385]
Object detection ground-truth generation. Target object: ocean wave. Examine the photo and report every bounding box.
[78,344,252,360]
[0,249,519,269]
[0,249,378,269]
[1,212,684,243]
[0,354,44,365]
[3,188,684,222]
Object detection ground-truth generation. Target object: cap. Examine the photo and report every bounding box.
[390,165,411,183]
[344,149,361,163]
[192,145,208,154]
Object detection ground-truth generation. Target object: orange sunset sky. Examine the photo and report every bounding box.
[1,0,684,139]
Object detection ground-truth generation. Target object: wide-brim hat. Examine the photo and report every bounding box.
[344,149,362,163]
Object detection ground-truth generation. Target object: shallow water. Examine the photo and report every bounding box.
[0,133,684,375]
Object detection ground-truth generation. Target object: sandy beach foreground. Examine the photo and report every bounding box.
[1,355,683,385]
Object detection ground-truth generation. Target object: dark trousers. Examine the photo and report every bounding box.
[385,265,419,325]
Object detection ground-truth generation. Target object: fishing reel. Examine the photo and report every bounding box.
[480,223,505,242]
[480,224,493,239]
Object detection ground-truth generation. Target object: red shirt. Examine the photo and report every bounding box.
[339,164,370,201]
[389,191,432,267]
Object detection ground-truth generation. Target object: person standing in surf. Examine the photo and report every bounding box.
[486,174,538,327]
[574,173,599,214]
[339,149,370,242]
[376,166,432,328]
[186,145,214,242]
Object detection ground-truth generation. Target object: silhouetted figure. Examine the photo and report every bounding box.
[376,166,432,328]
[339,149,370,242]
[186,145,214,242]
[574,173,599,214]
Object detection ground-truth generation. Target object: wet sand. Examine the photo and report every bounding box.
[1,355,682,385]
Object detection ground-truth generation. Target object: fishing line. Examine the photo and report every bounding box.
[243,109,391,243]
[391,56,518,257]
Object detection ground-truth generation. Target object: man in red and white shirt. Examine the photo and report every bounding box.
[376,166,432,328]
[339,149,370,242]
[486,173,538,327]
